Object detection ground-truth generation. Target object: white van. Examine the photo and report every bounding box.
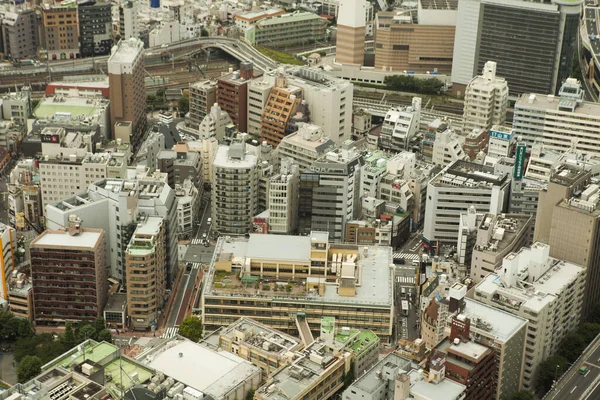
[207,218,212,225]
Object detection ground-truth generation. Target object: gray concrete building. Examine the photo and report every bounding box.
[1,9,39,60]
[157,142,202,189]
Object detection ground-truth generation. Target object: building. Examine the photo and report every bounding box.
[336,0,367,66]
[432,128,467,167]
[513,79,600,156]
[423,160,510,246]
[451,0,582,96]
[217,64,254,133]
[462,128,488,160]
[487,125,514,160]
[234,8,285,31]
[126,216,167,331]
[45,75,110,98]
[7,267,34,322]
[421,297,449,350]
[103,293,127,329]
[268,158,300,234]
[197,103,233,142]
[260,76,303,147]
[247,77,274,138]
[246,12,328,47]
[108,38,146,149]
[379,99,422,153]
[1,91,31,124]
[462,61,508,133]
[214,317,304,375]
[41,3,79,60]
[157,142,202,189]
[188,80,217,130]
[78,0,113,57]
[118,0,139,40]
[275,124,336,171]
[299,148,364,242]
[0,223,15,302]
[470,213,532,283]
[212,140,259,235]
[474,242,586,389]
[1,9,39,60]
[547,183,600,317]
[202,232,395,342]
[374,5,456,74]
[138,336,262,400]
[174,179,200,239]
[31,221,107,324]
[343,352,466,400]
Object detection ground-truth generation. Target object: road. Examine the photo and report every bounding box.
[0,351,17,385]
[545,334,600,399]
[394,266,419,342]
[0,176,9,226]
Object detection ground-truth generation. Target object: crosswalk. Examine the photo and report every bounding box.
[191,262,201,270]
[161,326,179,339]
[393,252,420,261]
[190,238,203,245]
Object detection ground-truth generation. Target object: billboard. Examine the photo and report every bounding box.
[490,129,512,141]
[514,144,527,180]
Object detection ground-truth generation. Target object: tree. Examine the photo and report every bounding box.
[508,390,535,400]
[63,322,75,348]
[76,324,97,343]
[17,355,42,383]
[93,318,107,333]
[178,317,203,342]
[97,329,113,343]
[245,389,255,400]
[557,332,586,363]
[178,96,190,115]
[537,355,569,392]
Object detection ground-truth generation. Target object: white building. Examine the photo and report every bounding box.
[424,160,510,245]
[119,0,139,40]
[432,128,467,167]
[268,158,300,234]
[487,125,514,160]
[513,79,600,156]
[379,98,422,152]
[149,19,185,47]
[212,140,259,235]
[199,103,233,141]
[175,179,200,239]
[462,61,508,133]
[474,242,586,390]
[524,143,563,182]
[247,77,274,138]
[275,124,336,171]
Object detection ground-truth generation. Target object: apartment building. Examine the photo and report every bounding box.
[202,232,395,342]
[470,213,532,283]
[217,65,254,133]
[7,270,33,322]
[212,140,259,235]
[126,216,167,331]
[463,61,508,133]
[234,8,285,31]
[424,160,510,246]
[0,223,15,302]
[548,183,600,317]
[41,3,79,60]
[247,77,274,138]
[432,128,467,167]
[268,158,300,234]
[78,0,113,57]
[31,221,107,324]
[374,5,456,74]
[188,80,217,130]
[336,0,367,66]
[246,12,328,47]
[379,99,422,153]
[118,0,139,40]
[174,179,200,240]
[274,124,336,171]
[474,243,585,389]
[198,103,233,142]
[513,79,600,156]
[108,38,146,149]
[1,91,31,124]
[299,148,364,242]
[260,78,303,147]
[157,142,202,189]
[1,8,39,60]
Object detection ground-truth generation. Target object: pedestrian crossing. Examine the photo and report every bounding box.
[161,326,179,339]
[393,252,420,261]
[190,238,203,245]
[191,262,201,270]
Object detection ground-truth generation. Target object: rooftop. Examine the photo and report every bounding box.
[420,0,459,11]
[257,11,324,26]
[432,160,507,188]
[213,143,258,169]
[475,213,532,254]
[220,318,302,356]
[32,228,102,249]
[108,38,144,65]
[34,96,108,120]
[460,298,528,342]
[104,293,127,313]
[236,8,284,21]
[516,91,600,117]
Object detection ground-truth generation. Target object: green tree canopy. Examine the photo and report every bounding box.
[97,329,112,343]
[508,390,535,400]
[178,317,203,342]
[537,355,569,393]
[17,355,42,383]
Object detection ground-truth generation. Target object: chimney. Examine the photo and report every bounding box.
[450,315,471,343]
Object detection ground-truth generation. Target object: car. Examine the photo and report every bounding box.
[393,258,406,265]
[207,218,212,225]
[204,241,210,247]
[202,232,207,239]
[186,263,192,272]
[579,365,590,375]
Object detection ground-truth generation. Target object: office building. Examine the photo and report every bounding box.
[41,3,79,60]
[31,220,107,324]
[343,352,466,400]
[275,124,336,171]
[78,0,113,57]
[157,142,202,189]
[260,76,303,147]
[214,317,303,375]
[474,242,585,389]
[374,4,456,74]
[0,223,15,302]
[268,158,300,234]
[422,297,449,350]
[379,99,422,153]
[212,140,259,235]
[336,0,367,66]
[1,9,39,60]
[174,179,200,240]
[45,177,178,287]
[513,79,600,156]
[202,232,395,342]
[470,213,532,283]
[299,148,364,242]
[246,12,328,47]
[548,183,600,317]
[217,64,254,133]
[118,0,139,40]
[487,126,514,160]
[462,61,509,133]
[451,0,582,96]
[432,128,467,167]
[1,91,31,124]
[247,77,274,138]
[126,216,167,331]
[424,160,510,246]
[234,8,286,30]
[188,80,217,130]
[108,38,146,149]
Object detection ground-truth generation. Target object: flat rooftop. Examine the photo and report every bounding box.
[108,37,143,65]
[220,317,302,356]
[475,213,531,254]
[34,97,108,120]
[213,144,258,169]
[104,293,127,313]
[516,92,600,117]
[432,160,507,188]
[32,229,102,249]
[461,298,528,342]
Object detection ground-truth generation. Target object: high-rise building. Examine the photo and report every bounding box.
[379,98,422,153]
[41,3,80,61]
[125,216,166,331]
[108,38,146,149]
[432,128,467,167]
[118,0,139,40]
[216,65,253,133]
[451,0,582,96]
[268,158,300,234]
[198,103,232,141]
[260,75,303,147]
[474,242,585,389]
[188,80,217,130]
[247,78,274,138]
[0,223,15,302]
[1,9,39,60]
[212,140,259,235]
[275,124,336,171]
[462,61,508,133]
[31,220,107,324]
[336,0,366,65]
[299,147,364,242]
[78,0,113,57]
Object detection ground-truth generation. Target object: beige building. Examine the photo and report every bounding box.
[125,216,167,331]
[336,0,367,66]
[260,76,303,147]
[108,38,146,150]
[188,80,217,130]
[41,3,79,60]
[463,61,509,133]
[421,297,448,350]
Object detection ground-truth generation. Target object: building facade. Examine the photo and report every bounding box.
[41,3,80,60]
[1,9,39,60]
[188,80,217,130]
[78,0,113,57]
[462,61,508,133]
[336,0,366,66]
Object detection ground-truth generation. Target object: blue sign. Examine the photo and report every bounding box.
[490,130,512,141]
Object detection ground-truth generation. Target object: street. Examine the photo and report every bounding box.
[0,176,8,226]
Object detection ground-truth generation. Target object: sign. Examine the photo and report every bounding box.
[41,134,60,143]
[490,130,512,141]
[514,144,527,180]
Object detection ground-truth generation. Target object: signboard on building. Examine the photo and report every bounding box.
[514,144,527,180]
[252,217,268,234]
[490,130,512,141]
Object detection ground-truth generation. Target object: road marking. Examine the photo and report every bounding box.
[571,386,578,394]
[161,326,179,339]
[393,252,420,261]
